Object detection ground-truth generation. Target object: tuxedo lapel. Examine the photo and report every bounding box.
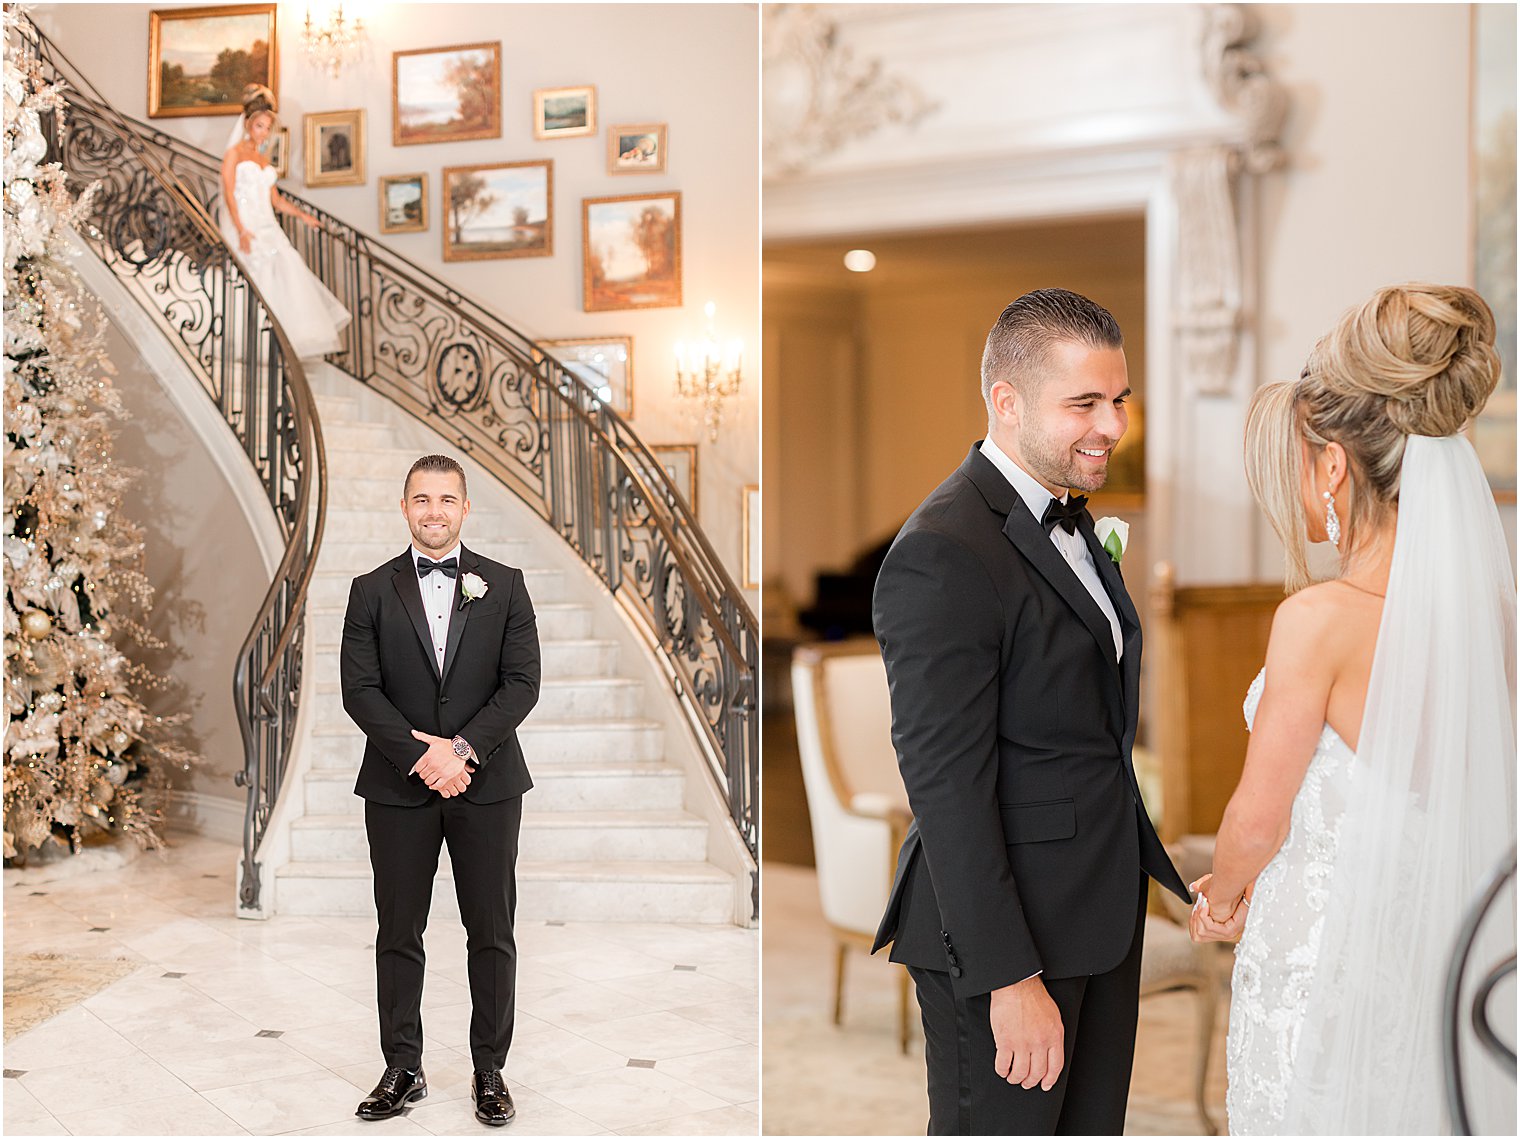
[439,546,476,689]
[392,554,442,679]
[1000,501,1124,684]
[1078,512,1142,731]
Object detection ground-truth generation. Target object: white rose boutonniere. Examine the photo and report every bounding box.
[460,572,489,603]
[1094,516,1129,567]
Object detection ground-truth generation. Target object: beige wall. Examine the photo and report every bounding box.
[99,310,269,817]
[764,216,1146,613]
[34,2,761,596]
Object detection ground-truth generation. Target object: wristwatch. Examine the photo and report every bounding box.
[451,735,476,767]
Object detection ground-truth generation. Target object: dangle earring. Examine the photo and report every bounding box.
[1322,490,1341,548]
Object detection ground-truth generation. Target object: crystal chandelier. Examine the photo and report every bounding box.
[303,2,366,79]
[675,302,744,443]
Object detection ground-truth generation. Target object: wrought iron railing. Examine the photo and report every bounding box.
[1443,845,1517,1134]
[29,26,326,913]
[33,27,759,886]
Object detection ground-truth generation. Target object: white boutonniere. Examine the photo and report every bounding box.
[1094,516,1129,566]
[460,572,488,603]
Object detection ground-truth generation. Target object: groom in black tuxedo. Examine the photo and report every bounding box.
[872,289,1191,1135]
[340,454,540,1126]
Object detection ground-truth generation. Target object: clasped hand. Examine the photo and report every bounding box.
[409,729,471,798]
[1187,873,1253,943]
[990,974,1064,1092]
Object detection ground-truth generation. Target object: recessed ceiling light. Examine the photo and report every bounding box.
[843,249,877,273]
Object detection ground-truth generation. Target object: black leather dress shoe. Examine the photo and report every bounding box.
[471,1069,516,1126]
[356,1066,427,1120]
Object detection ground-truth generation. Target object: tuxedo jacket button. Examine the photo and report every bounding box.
[440,696,450,704]
[949,966,963,979]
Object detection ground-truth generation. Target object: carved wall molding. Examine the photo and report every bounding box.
[1173,144,1244,396]
[1202,3,1288,175]
[762,4,936,180]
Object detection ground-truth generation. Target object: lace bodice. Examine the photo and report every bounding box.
[1226,668,1358,1134]
[229,160,278,231]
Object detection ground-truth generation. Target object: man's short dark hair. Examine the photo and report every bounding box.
[403,454,467,498]
[980,288,1123,407]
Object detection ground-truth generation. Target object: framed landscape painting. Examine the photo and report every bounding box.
[303,109,365,187]
[533,85,596,140]
[267,126,288,177]
[582,192,682,312]
[443,160,553,262]
[393,42,501,146]
[539,336,635,416]
[148,3,277,119]
[379,173,428,234]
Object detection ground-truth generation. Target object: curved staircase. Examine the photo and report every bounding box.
[30,23,757,926]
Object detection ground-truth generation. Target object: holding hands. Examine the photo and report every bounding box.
[1187,873,1254,943]
[410,729,472,798]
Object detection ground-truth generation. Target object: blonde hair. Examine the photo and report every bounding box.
[1245,283,1499,592]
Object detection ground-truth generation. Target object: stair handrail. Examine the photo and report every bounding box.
[41,52,758,870]
[27,23,327,913]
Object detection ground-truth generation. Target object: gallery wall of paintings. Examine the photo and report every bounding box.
[31,1,761,595]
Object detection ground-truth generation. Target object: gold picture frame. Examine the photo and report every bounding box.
[378,173,429,234]
[650,443,699,517]
[608,123,668,175]
[303,109,365,187]
[742,484,759,589]
[538,336,635,417]
[267,126,289,178]
[393,42,502,147]
[148,3,277,119]
[582,191,682,312]
[533,85,597,140]
[442,160,554,262]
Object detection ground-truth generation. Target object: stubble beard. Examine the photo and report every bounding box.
[1019,420,1110,495]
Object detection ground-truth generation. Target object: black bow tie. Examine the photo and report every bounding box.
[1041,495,1088,535]
[417,556,458,578]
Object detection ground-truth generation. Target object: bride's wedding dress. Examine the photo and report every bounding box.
[1226,668,1356,1134]
[1224,434,1515,1136]
[219,159,349,359]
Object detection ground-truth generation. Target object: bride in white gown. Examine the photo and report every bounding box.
[1190,283,1515,1135]
[218,84,350,359]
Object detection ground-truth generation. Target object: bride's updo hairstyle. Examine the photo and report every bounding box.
[1246,283,1499,591]
[241,83,277,121]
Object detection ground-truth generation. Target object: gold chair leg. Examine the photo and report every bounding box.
[1194,969,1221,1136]
[897,965,911,1054]
[832,939,847,1026]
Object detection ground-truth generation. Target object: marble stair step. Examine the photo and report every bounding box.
[306,563,566,606]
[311,538,535,574]
[275,857,734,923]
[305,596,590,640]
[302,762,685,814]
[322,421,400,450]
[312,394,360,419]
[311,677,643,728]
[289,809,709,862]
[305,626,620,681]
[307,716,665,764]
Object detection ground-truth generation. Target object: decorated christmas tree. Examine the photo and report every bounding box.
[3,11,196,860]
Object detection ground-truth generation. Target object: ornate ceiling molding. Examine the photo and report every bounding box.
[762,5,937,180]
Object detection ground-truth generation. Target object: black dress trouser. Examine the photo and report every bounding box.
[909,874,1149,1136]
[365,793,522,1071]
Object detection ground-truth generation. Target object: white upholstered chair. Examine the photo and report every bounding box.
[791,639,913,1052]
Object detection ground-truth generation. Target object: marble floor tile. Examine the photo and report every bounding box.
[20,1051,194,1116]
[2,1111,68,1135]
[2,1078,52,1127]
[615,1104,762,1136]
[577,1010,745,1063]
[657,1045,760,1105]
[4,1004,139,1070]
[199,1068,373,1136]
[519,981,662,1034]
[600,966,753,1012]
[146,1031,328,1091]
[532,1065,731,1131]
[532,944,683,983]
[407,1083,609,1136]
[277,1014,387,1070]
[503,1021,627,1086]
[53,1090,250,1136]
[213,983,375,1033]
[669,999,761,1045]
[286,1113,431,1135]
[694,957,759,993]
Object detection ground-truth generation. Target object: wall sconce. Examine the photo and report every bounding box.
[675,301,743,443]
[303,2,367,79]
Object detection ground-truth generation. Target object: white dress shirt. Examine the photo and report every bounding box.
[980,437,1124,662]
[412,542,460,675]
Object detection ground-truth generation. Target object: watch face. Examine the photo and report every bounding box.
[452,737,470,757]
